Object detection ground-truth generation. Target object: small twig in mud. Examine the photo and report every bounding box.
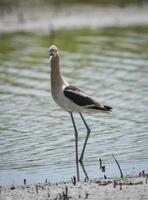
[35,185,38,194]
[119,182,122,190]
[85,192,89,199]
[123,181,143,186]
[71,176,76,185]
[102,166,105,172]
[58,186,69,200]
[65,186,68,198]
[10,185,15,190]
[142,170,145,176]
[112,154,123,178]
[104,175,107,179]
[139,170,145,177]
[24,178,26,185]
[113,180,117,188]
[99,158,102,170]
[99,158,106,173]
[41,186,44,190]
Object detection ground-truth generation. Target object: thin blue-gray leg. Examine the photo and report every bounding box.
[79,112,91,163]
[70,112,80,181]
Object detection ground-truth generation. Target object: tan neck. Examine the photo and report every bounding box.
[50,53,65,90]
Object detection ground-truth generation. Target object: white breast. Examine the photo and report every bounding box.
[52,85,83,112]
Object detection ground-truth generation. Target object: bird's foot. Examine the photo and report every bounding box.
[79,158,89,181]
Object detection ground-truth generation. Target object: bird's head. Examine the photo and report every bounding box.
[49,45,58,58]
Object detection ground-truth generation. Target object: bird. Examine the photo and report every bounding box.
[48,45,112,181]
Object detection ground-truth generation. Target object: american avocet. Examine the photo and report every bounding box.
[48,45,112,181]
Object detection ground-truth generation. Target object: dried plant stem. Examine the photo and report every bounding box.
[112,154,123,178]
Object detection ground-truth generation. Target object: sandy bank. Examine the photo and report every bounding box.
[0,4,148,33]
[0,176,148,200]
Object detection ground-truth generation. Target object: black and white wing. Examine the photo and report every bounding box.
[63,85,112,112]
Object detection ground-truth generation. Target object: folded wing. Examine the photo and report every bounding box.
[64,85,112,112]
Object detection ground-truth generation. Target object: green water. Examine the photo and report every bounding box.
[0,26,148,185]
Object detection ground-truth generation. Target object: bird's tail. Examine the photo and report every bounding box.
[103,105,113,112]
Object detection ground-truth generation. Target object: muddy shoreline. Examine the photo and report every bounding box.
[0,175,148,200]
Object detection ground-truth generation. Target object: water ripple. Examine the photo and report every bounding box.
[0,27,148,185]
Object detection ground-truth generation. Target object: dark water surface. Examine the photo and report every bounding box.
[0,27,148,185]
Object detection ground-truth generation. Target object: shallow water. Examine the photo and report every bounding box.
[0,27,148,185]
